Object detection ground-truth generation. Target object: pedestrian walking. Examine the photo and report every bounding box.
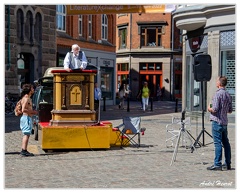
[207,76,233,170]
[19,84,38,156]
[118,83,130,109]
[137,81,150,112]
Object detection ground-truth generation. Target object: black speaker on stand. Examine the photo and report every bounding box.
[191,53,213,152]
[193,54,212,82]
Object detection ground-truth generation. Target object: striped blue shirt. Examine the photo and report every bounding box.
[94,88,101,100]
[210,88,232,125]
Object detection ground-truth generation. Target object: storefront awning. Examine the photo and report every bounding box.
[66,5,176,15]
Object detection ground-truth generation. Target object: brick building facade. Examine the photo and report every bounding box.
[5,5,56,95]
[116,13,182,100]
[5,5,117,105]
[5,5,181,104]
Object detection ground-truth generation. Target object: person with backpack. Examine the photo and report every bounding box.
[19,84,38,156]
[63,44,88,71]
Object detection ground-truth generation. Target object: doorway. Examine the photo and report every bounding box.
[17,52,35,85]
[139,74,162,98]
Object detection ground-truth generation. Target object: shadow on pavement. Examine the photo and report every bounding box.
[5,100,182,133]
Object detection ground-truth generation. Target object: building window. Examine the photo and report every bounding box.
[186,55,202,111]
[174,61,182,97]
[140,27,164,47]
[101,67,113,100]
[139,63,162,71]
[88,15,92,38]
[34,12,42,42]
[79,15,83,36]
[25,11,33,44]
[16,9,24,42]
[148,63,154,70]
[221,50,235,110]
[101,14,108,40]
[117,63,129,90]
[56,5,66,31]
[119,28,127,49]
[118,63,129,71]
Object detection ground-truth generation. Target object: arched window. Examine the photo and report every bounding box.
[16,9,24,42]
[101,14,108,40]
[35,12,42,42]
[25,11,34,43]
[56,5,66,31]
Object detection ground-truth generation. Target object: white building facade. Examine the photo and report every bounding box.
[173,5,235,117]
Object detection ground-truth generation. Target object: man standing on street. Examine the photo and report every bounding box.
[20,84,38,156]
[94,82,101,110]
[207,76,232,171]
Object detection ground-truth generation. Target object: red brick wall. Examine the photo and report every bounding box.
[116,13,173,49]
[57,14,116,53]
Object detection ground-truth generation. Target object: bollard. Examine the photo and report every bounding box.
[175,98,178,112]
[151,97,153,111]
[127,97,130,112]
[103,97,106,111]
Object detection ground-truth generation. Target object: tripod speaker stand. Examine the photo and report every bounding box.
[170,110,197,166]
[191,81,213,153]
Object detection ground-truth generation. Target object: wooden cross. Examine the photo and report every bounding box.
[72,88,80,102]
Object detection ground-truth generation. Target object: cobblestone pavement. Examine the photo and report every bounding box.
[4,101,236,189]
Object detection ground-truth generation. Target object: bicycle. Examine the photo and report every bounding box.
[5,92,20,115]
[5,98,15,115]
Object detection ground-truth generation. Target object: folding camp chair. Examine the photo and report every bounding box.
[165,116,192,148]
[115,116,146,147]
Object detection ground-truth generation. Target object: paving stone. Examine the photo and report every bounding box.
[4,101,235,188]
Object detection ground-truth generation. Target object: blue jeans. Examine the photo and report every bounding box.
[212,121,231,167]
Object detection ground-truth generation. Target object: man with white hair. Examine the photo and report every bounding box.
[63,44,88,71]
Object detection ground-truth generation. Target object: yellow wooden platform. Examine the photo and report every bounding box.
[39,123,110,149]
[38,121,129,149]
[37,70,129,150]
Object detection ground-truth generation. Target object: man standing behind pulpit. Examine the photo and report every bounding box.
[63,44,88,71]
